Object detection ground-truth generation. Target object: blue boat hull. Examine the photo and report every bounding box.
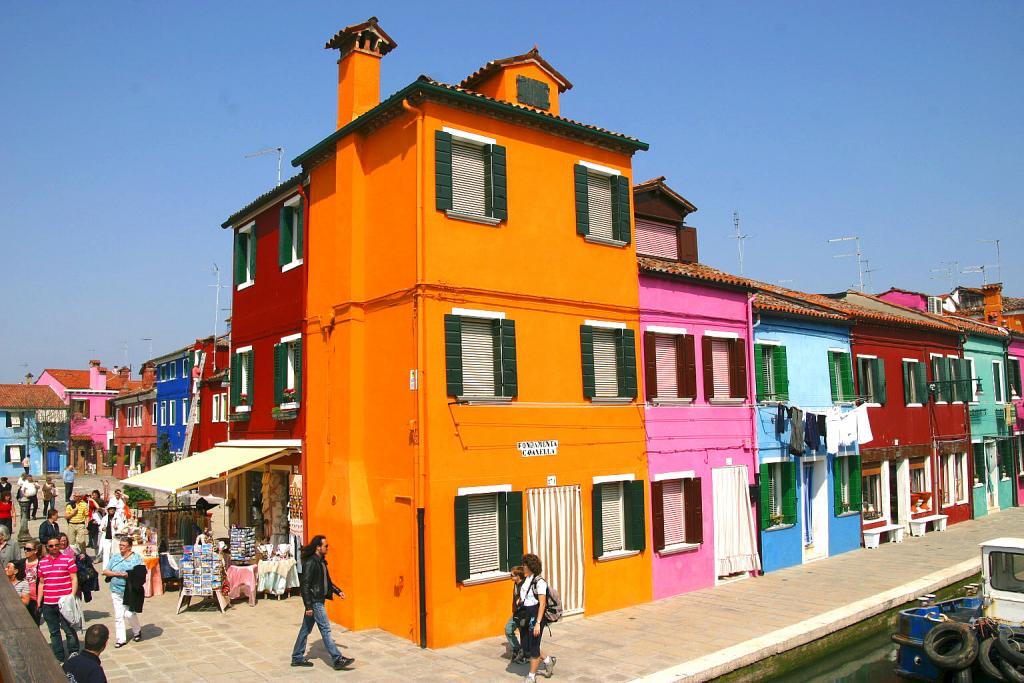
[893,597,993,681]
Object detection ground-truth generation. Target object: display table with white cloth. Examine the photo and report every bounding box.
[256,558,299,598]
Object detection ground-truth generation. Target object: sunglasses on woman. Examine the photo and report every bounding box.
[23,546,35,552]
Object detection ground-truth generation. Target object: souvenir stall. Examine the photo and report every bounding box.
[115,511,164,597]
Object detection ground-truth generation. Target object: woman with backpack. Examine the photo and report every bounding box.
[518,553,557,681]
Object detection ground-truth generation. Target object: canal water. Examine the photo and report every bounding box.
[769,628,901,682]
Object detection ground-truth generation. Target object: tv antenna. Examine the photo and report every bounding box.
[140,338,154,360]
[827,235,865,292]
[732,211,750,275]
[962,264,991,286]
[244,146,284,185]
[209,263,230,371]
[862,259,880,291]
[930,261,959,291]
[979,239,1001,283]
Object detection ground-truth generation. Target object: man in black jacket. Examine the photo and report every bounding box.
[290,535,354,670]
[39,509,61,547]
[63,623,109,683]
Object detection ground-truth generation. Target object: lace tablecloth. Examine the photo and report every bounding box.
[257,558,299,596]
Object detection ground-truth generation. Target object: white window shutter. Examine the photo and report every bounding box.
[467,494,500,575]
[601,482,624,553]
[662,479,685,546]
[460,318,496,398]
[587,173,614,240]
[592,329,619,398]
[654,334,678,397]
[711,339,732,398]
[451,141,487,216]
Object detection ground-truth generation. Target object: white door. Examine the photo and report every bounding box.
[987,441,1001,511]
[802,460,829,562]
[526,486,585,616]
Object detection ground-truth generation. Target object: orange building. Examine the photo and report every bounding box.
[296,18,651,647]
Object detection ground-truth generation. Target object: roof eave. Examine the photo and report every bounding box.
[221,174,305,229]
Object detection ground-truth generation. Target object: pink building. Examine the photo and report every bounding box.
[36,360,121,472]
[1010,333,1024,503]
[634,179,761,599]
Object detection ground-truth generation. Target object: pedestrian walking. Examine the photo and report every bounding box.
[39,508,61,547]
[41,476,56,517]
[38,534,80,662]
[0,491,13,536]
[7,558,31,609]
[290,534,354,670]
[21,453,31,476]
[96,506,121,570]
[58,533,75,559]
[63,624,109,683]
[504,566,526,662]
[87,491,103,550]
[65,493,91,551]
[62,465,76,502]
[518,553,556,682]
[0,476,11,499]
[23,540,42,624]
[102,537,143,647]
[20,475,39,520]
[0,527,19,567]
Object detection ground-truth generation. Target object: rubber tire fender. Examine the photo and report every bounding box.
[998,628,1024,667]
[998,656,1024,683]
[950,666,973,683]
[923,621,979,671]
[979,636,1009,683]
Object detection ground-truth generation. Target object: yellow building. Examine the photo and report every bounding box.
[298,17,651,647]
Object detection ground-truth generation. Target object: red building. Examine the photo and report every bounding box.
[184,335,231,456]
[110,364,157,478]
[823,292,972,538]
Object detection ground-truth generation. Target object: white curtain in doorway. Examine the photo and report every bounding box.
[527,486,585,616]
[712,466,762,576]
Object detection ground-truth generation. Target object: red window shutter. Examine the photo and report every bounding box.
[683,477,703,544]
[701,336,715,401]
[643,332,658,401]
[730,338,748,399]
[650,480,665,551]
[679,335,697,399]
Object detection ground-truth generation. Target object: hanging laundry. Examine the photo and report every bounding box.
[855,404,874,445]
[825,408,842,454]
[838,409,858,448]
[788,407,805,456]
[817,414,827,447]
[776,403,787,437]
[804,412,821,452]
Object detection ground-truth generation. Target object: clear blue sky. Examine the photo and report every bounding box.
[2,2,1021,382]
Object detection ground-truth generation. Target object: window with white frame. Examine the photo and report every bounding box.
[705,335,748,401]
[182,399,189,424]
[644,329,696,402]
[7,412,23,429]
[435,129,507,224]
[902,359,927,405]
[993,360,1005,404]
[5,444,23,463]
[114,407,119,428]
[942,452,968,506]
[220,393,228,421]
[466,493,500,576]
[965,357,979,402]
[275,335,302,406]
[279,196,303,269]
[755,342,789,402]
[232,348,254,410]
[1008,357,1022,398]
[212,394,221,423]
[136,405,142,427]
[652,477,703,552]
[600,482,626,554]
[761,461,797,527]
[159,401,166,426]
[169,399,176,426]
[862,466,883,520]
[444,312,518,401]
[927,296,943,314]
[833,455,860,515]
[151,402,157,426]
[573,162,630,244]
[856,356,887,405]
[234,224,256,288]
[71,399,89,418]
[910,458,932,511]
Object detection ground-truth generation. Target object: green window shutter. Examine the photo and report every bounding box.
[781,461,798,525]
[754,344,767,401]
[580,325,596,399]
[435,131,453,211]
[112,445,118,458]
[759,466,772,530]
[615,328,638,399]
[915,362,928,404]
[245,351,254,404]
[902,362,912,405]
[828,351,839,402]
[573,164,589,236]
[610,175,632,244]
[230,358,241,406]
[773,346,789,401]
[874,358,887,405]
[294,339,303,404]
[499,319,517,398]
[247,230,257,283]
[833,458,843,516]
[233,232,245,285]
[279,206,294,266]
[296,197,304,258]
[454,495,470,582]
[486,144,508,221]
[591,483,604,559]
[624,479,646,552]
[273,343,284,406]
[444,315,463,397]
[840,353,855,400]
[503,491,523,570]
[850,456,862,511]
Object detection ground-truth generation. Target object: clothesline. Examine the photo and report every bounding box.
[770,401,874,456]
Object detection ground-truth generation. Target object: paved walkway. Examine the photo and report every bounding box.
[22,488,1023,682]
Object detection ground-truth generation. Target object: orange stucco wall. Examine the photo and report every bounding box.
[304,86,650,648]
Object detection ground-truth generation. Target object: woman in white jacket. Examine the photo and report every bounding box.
[95,505,121,568]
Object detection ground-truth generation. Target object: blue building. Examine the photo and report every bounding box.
[0,384,68,478]
[152,345,194,457]
[751,290,863,572]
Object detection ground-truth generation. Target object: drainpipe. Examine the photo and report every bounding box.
[746,292,763,573]
[295,178,310,545]
[402,98,428,648]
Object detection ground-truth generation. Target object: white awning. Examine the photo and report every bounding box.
[120,446,289,493]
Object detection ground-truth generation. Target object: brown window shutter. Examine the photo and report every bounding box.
[683,477,703,544]
[678,334,696,399]
[650,480,665,551]
[643,332,658,401]
[678,226,699,263]
[730,338,748,399]
[701,336,714,401]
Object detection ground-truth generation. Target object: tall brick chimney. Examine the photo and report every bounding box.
[982,283,1003,324]
[325,17,397,129]
[142,362,156,386]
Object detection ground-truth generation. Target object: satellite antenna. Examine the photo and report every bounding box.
[244,146,284,185]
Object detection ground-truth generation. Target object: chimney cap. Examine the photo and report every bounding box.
[89,359,101,367]
[325,16,397,58]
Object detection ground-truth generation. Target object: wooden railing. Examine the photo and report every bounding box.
[0,582,67,682]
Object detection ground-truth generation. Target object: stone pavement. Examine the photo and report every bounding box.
[20,486,1024,682]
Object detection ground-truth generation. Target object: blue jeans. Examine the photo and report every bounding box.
[41,603,79,662]
[291,602,343,663]
[504,615,521,650]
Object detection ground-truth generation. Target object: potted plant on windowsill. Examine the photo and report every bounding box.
[239,393,248,405]
[282,388,297,403]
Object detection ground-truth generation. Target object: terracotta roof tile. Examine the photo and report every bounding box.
[42,369,90,389]
[0,385,64,409]
[753,292,848,322]
[941,315,1009,339]
[460,47,573,93]
[1004,297,1024,312]
[111,385,156,403]
[818,291,962,333]
[637,256,754,290]
[222,174,303,228]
